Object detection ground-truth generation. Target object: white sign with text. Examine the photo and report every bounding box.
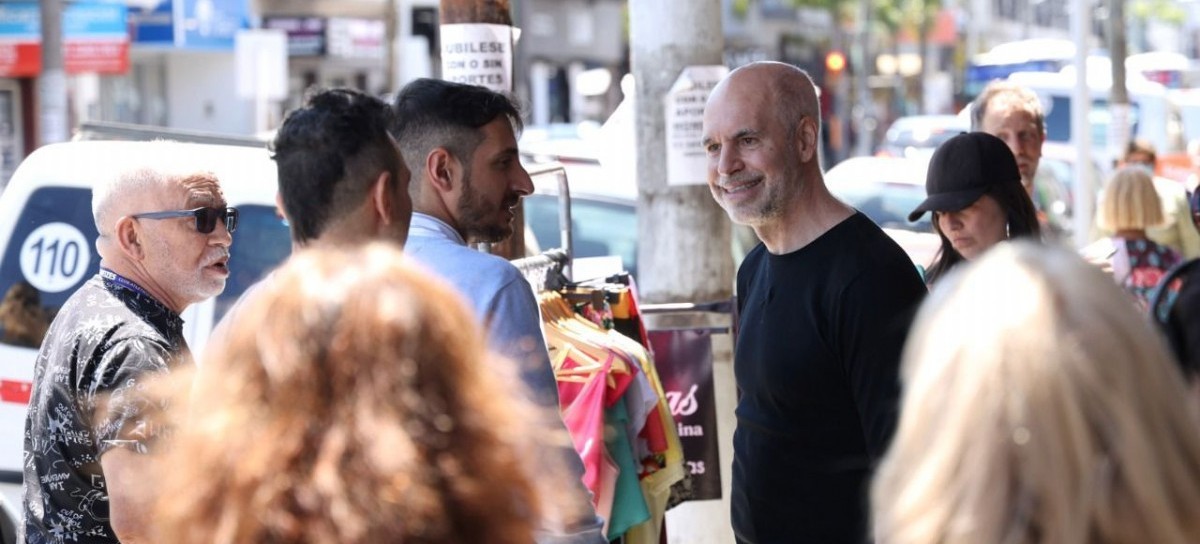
[665,65,728,186]
[439,23,517,92]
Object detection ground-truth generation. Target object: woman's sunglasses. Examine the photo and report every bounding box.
[131,206,239,234]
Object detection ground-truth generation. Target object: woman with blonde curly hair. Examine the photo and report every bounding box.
[153,243,553,544]
[872,242,1200,544]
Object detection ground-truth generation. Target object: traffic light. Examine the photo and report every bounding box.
[826,50,846,75]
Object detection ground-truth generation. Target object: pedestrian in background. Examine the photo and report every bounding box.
[873,242,1200,544]
[702,60,926,543]
[153,243,551,544]
[908,132,1041,285]
[1098,139,1200,259]
[23,143,235,544]
[1083,166,1181,312]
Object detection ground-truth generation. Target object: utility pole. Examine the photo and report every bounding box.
[1108,0,1130,163]
[631,3,733,542]
[439,0,525,259]
[630,0,732,305]
[853,0,874,157]
[39,0,69,145]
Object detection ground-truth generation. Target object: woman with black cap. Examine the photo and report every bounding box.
[908,131,1041,285]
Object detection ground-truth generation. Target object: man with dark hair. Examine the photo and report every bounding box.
[271,88,411,246]
[391,78,604,544]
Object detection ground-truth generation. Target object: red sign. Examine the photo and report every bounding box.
[65,41,129,74]
[0,40,128,77]
[0,43,41,77]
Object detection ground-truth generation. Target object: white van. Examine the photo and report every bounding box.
[0,141,291,514]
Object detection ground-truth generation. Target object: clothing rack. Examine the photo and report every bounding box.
[513,248,570,292]
[516,161,575,285]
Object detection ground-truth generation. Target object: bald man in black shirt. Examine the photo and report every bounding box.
[702,61,926,543]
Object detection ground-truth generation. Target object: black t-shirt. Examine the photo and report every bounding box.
[23,274,187,544]
[731,213,926,543]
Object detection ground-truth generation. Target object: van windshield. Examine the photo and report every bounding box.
[0,189,291,348]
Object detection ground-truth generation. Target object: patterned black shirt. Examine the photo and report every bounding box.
[22,273,188,544]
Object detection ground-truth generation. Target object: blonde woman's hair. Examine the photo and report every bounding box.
[872,241,1200,544]
[1098,166,1165,231]
[153,243,550,544]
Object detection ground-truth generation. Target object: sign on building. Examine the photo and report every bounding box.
[0,2,129,77]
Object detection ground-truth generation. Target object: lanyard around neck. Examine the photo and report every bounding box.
[99,268,152,299]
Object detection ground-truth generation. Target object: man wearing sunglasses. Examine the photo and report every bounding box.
[23,142,234,544]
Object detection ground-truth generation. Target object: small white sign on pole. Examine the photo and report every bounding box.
[234,29,288,101]
[439,23,517,92]
[665,65,728,186]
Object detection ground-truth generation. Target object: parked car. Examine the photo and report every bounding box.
[0,140,291,512]
[877,115,969,160]
[824,156,941,267]
[522,156,639,279]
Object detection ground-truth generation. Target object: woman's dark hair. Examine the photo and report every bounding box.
[925,180,1042,285]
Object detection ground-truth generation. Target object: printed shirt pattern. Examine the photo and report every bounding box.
[1116,238,1182,313]
[22,274,188,544]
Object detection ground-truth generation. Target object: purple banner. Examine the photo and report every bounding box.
[649,328,721,501]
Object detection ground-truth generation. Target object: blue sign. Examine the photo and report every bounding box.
[128,0,248,49]
[0,4,38,39]
[179,0,248,49]
[128,0,174,44]
[0,2,127,40]
[64,3,127,39]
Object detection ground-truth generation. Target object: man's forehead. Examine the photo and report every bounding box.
[177,172,225,204]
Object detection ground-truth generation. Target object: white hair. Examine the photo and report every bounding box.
[91,140,206,235]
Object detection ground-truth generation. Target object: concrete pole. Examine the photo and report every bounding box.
[631,3,735,541]
[39,0,69,145]
[629,0,732,305]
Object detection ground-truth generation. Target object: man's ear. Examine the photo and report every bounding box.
[796,116,818,163]
[114,216,145,261]
[274,192,289,223]
[426,148,457,193]
[369,170,394,226]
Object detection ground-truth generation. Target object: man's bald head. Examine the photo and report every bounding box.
[718,61,821,141]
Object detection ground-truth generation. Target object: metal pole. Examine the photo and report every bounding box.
[39,0,69,145]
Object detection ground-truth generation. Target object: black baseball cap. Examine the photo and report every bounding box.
[907,132,1022,222]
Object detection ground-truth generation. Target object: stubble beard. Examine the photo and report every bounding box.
[458,176,513,244]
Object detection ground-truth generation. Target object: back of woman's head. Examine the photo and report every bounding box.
[1099,166,1165,232]
[156,243,542,544]
[873,241,1200,544]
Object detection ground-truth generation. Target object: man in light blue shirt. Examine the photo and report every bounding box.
[392,78,604,544]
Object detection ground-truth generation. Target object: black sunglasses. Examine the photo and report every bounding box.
[131,206,239,234]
